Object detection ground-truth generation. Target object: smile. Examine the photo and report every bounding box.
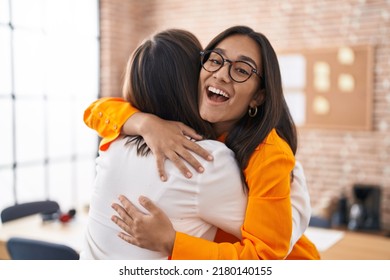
[207,86,230,102]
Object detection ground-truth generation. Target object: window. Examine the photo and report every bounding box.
[0,0,99,212]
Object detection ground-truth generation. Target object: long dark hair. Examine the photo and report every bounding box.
[123,29,215,155]
[203,26,297,171]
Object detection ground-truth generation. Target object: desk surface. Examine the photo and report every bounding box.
[0,212,88,259]
[319,230,390,260]
[306,227,390,260]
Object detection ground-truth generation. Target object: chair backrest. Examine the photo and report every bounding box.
[6,237,79,260]
[1,200,60,223]
[309,216,331,228]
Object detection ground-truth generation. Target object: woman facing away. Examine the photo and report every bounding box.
[84,26,320,260]
[80,29,247,259]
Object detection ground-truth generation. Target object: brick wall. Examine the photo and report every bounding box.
[99,0,390,230]
[99,0,157,97]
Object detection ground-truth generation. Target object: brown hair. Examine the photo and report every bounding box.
[122,29,215,155]
[204,26,297,171]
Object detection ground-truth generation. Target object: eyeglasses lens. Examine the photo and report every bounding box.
[201,51,253,83]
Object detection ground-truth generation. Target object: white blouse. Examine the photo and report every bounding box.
[80,137,247,259]
[80,137,311,259]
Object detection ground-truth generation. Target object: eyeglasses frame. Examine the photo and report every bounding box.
[200,50,263,83]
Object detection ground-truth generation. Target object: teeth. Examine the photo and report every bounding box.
[208,86,229,98]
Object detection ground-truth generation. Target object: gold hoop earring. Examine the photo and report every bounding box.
[248,106,258,117]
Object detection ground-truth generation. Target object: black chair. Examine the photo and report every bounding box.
[6,237,79,260]
[1,200,60,223]
[309,216,331,228]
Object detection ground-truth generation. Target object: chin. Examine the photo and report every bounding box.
[200,111,215,123]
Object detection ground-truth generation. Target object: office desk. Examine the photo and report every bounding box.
[0,211,88,260]
[306,227,390,260]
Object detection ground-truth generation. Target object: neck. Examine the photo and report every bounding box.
[213,122,233,138]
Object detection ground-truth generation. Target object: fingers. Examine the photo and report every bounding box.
[111,195,141,229]
[168,151,194,179]
[118,195,140,218]
[111,196,147,245]
[111,195,175,253]
[169,140,213,178]
[156,148,194,179]
[184,140,214,162]
[155,153,168,182]
[117,232,137,245]
[111,201,136,233]
[177,122,214,162]
[138,196,160,216]
[111,212,133,236]
[179,123,203,141]
[111,215,139,247]
[163,139,213,179]
[145,120,214,181]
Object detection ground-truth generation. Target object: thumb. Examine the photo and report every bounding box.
[139,196,160,215]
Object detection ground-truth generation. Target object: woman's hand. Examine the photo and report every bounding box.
[111,195,176,256]
[125,113,213,181]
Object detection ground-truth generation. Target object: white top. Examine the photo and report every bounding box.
[80,137,247,259]
[289,160,311,254]
[80,137,311,260]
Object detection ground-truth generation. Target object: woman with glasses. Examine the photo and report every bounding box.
[80,29,247,259]
[85,26,319,259]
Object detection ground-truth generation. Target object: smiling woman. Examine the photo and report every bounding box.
[197,34,265,137]
[80,29,247,260]
[84,26,320,260]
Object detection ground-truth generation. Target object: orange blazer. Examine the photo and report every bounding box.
[83,97,320,260]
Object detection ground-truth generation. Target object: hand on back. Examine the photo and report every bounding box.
[127,113,213,181]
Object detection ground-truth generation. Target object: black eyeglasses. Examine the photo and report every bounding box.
[200,50,262,83]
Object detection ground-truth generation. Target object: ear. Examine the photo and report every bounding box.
[250,89,265,108]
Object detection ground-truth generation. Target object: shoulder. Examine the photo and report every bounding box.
[194,139,242,181]
[196,139,235,158]
[246,129,295,173]
[195,140,238,172]
[97,137,138,166]
[253,129,294,158]
[98,136,128,154]
[264,129,292,152]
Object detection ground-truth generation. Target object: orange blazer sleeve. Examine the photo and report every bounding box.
[171,129,296,260]
[83,97,139,151]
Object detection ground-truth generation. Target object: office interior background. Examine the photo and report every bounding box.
[1,0,390,232]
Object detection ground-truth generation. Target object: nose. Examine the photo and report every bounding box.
[212,62,231,83]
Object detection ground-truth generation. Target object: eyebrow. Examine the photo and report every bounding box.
[214,47,258,68]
